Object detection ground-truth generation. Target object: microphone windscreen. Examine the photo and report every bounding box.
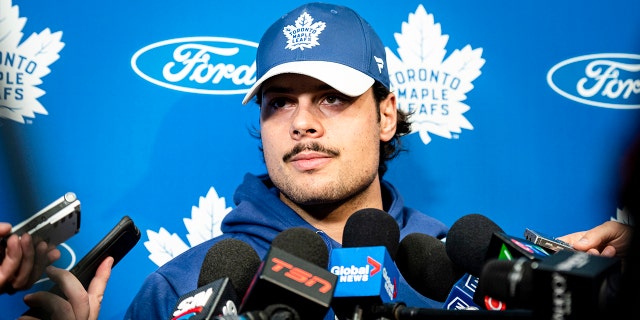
[445,213,504,277]
[271,227,329,268]
[198,238,261,295]
[342,208,400,259]
[476,258,534,308]
[396,233,462,302]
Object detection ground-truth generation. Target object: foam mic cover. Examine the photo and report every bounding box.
[198,238,262,293]
[395,233,463,302]
[476,258,534,308]
[171,238,261,320]
[342,208,400,259]
[445,213,504,277]
[270,227,328,268]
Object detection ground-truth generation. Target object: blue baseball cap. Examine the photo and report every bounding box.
[242,2,390,105]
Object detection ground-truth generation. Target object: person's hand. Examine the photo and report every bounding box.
[557,220,634,257]
[19,256,114,320]
[1,223,61,294]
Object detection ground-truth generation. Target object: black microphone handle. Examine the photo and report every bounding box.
[389,303,534,319]
[214,304,299,320]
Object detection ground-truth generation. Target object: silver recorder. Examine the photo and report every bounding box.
[524,228,574,253]
[1,192,81,262]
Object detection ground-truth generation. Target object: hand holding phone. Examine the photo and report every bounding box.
[22,215,141,319]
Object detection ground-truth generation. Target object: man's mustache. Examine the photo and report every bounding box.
[283,142,340,162]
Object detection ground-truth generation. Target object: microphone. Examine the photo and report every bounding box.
[170,238,261,320]
[444,213,505,278]
[395,232,463,302]
[477,249,622,319]
[472,230,556,309]
[440,213,506,311]
[445,214,554,279]
[237,227,337,320]
[469,227,559,308]
[329,208,402,320]
[444,213,556,311]
[484,232,553,263]
[442,273,482,311]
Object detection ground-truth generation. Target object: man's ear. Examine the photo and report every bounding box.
[380,92,397,142]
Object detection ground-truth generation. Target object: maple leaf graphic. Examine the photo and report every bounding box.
[144,186,232,266]
[0,0,64,124]
[386,4,485,144]
[283,12,325,51]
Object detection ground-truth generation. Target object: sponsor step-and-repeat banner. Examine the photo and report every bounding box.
[1,0,639,318]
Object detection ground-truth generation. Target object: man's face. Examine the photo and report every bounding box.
[259,73,396,206]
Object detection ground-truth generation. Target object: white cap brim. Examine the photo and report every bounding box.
[242,61,375,105]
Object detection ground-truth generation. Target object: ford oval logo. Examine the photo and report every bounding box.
[131,37,258,95]
[547,53,640,109]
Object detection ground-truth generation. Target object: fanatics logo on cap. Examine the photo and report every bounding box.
[283,12,326,51]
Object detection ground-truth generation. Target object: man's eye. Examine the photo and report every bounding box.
[267,98,288,109]
[325,96,338,104]
[324,95,344,105]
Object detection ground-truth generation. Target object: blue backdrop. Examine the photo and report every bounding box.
[1,0,639,319]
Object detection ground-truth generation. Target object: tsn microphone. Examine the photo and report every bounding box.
[329,208,402,320]
[170,238,261,320]
[478,250,622,319]
[237,227,337,320]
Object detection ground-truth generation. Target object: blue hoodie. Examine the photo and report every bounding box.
[124,173,449,320]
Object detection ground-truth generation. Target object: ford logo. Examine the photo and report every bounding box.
[131,37,258,95]
[547,53,640,109]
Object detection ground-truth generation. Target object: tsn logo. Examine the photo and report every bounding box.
[270,257,333,293]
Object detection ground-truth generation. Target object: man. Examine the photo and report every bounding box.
[125,3,449,319]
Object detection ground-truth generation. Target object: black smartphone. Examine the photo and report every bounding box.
[63,215,141,289]
[1,192,81,263]
[22,215,141,318]
[524,228,574,253]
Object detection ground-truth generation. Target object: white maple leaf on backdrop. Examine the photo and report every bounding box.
[144,186,232,266]
[386,4,485,144]
[0,0,64,123]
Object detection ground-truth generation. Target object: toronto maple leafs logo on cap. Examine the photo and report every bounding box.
[283,12,326,51]
[242,2,390,105]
